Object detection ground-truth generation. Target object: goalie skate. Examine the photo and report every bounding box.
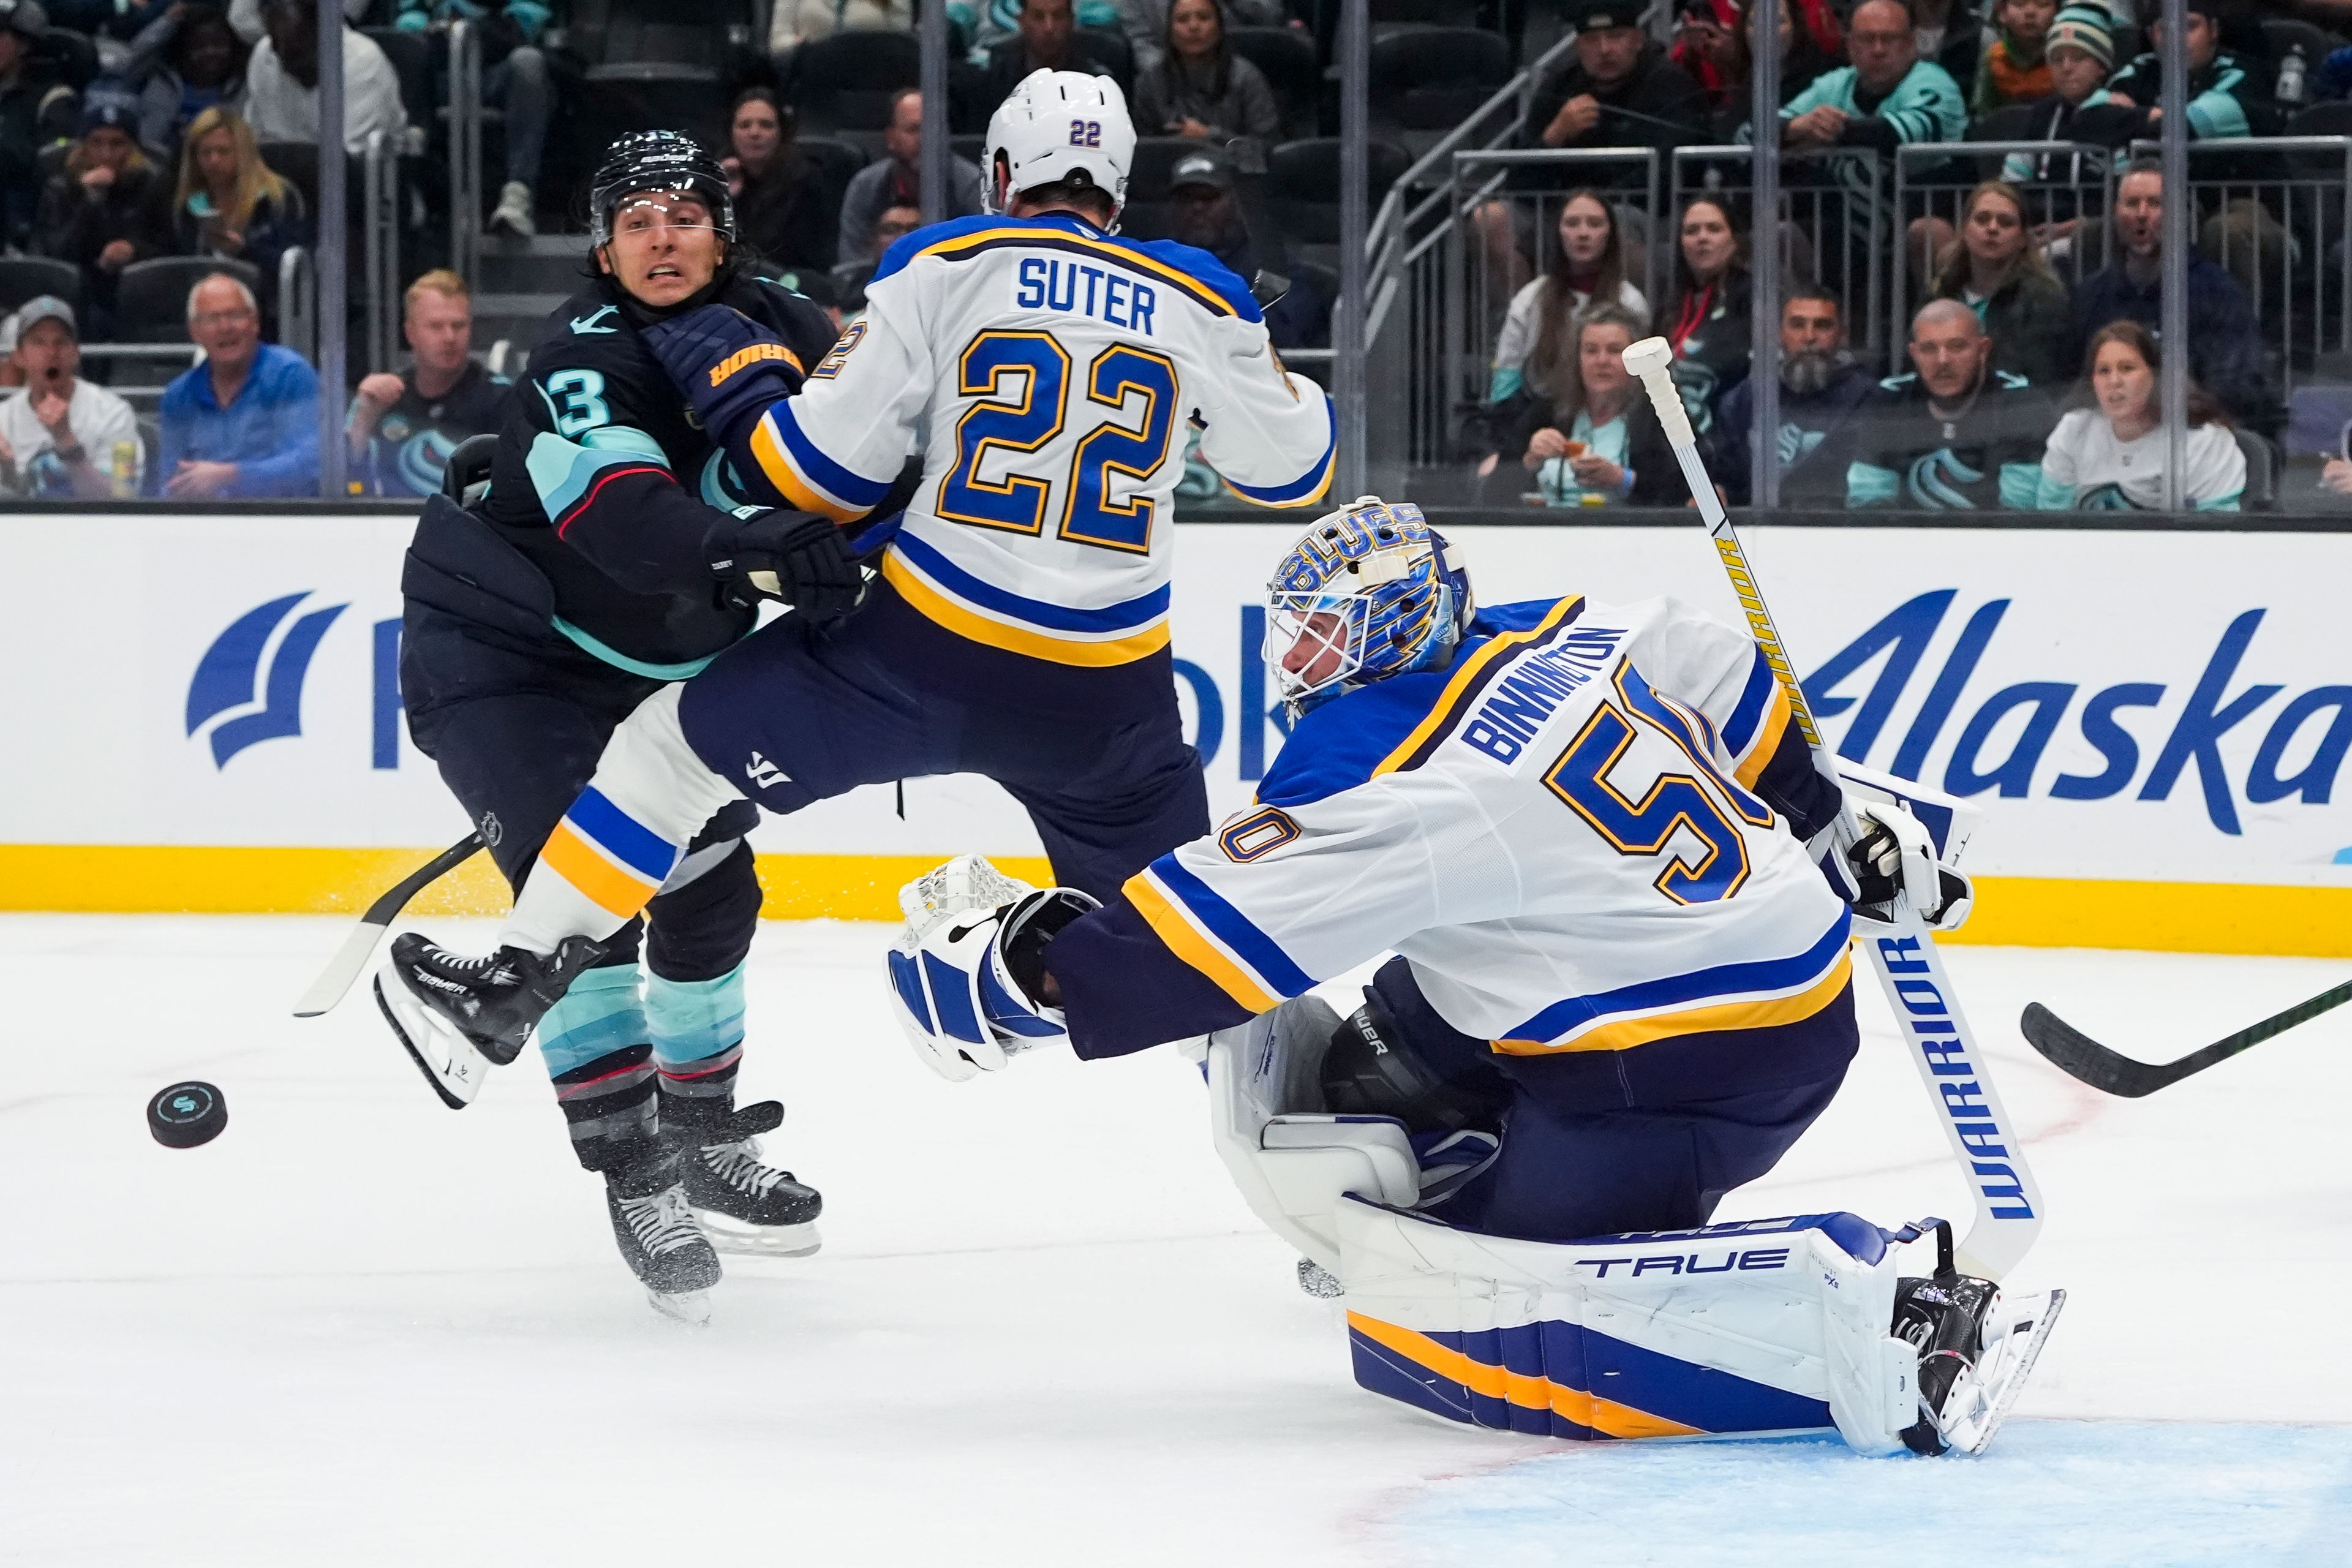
[1931,1286,2067,1455]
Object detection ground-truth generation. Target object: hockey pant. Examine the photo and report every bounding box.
[1365,957,1856,1245]
[401,608,761,1170]
[500,603,1210,963]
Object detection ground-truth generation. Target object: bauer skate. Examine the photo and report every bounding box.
[1891,1222,2066,1456]
[606,1148,723,1324]
[374,933,604,1107]
[677,1101,823,1257]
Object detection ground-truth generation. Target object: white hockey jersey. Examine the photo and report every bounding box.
[2034,407,2245,512]
[739,213,1336,669]
[1107,594,1852,1089]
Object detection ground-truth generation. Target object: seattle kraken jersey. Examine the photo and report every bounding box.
[360,359,509,497]
[730,213,1335,688]
[2034,407,2245,512]
[1839,371,2053,510]
[480,273,846,669]
[1052,594,1855,1106]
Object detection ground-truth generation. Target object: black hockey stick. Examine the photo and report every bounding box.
[2020,978,2352,1098]
[291,832,487,1018]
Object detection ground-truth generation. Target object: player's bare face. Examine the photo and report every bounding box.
[1281,611,1350,689]
[602,194,723,307]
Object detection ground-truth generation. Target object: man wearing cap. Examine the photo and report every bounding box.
[33,85,174,322]
[0,296,143,498]
[1524,0,1708,173]
[1165,145,1324,349]
[0,0,78,247]
[156,270,320,497]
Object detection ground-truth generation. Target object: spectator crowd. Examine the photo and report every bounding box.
[0,0,2337,508]
[1464,0,2352,512]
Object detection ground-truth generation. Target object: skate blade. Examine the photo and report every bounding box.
[1940,1287,2067,1456]
[693,1210,822,1257]
[644,1286,714,1325]
[374,974,489,1109]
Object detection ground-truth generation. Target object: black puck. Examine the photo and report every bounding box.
[148,1080,227,1148]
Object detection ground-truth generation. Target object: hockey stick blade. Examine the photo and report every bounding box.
[2021,978,2352,1098]
[291,832,487,1018]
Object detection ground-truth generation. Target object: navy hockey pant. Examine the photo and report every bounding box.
[675,603,1211,904]
[1368,958,1855,1245]
[401,608,764,1168]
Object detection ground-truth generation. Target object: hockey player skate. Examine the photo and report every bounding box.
[1890,1222,2066,1455]
[374,933,605,1107]
[673,1100,823,1257]
[605,1147,724,1324]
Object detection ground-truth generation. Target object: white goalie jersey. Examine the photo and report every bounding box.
[1119,594,1853,1082]
[740,213,1336,669]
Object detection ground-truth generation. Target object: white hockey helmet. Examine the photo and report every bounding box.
[982,69,1136,225]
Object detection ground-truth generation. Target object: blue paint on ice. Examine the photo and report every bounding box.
[1388,1422,2352,1566]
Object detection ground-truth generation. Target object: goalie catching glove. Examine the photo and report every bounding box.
[1815,796,1973,931]
[885,854,1099,1081]
[703,507,864,622]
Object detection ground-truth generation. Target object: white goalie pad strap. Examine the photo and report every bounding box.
[1205,1005,1419,1273]
[1333,1199,1922,1455]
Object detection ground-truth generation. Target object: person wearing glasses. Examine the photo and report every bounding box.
[153,269,318,497]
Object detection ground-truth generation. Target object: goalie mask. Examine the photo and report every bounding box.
[589,130,735,249]
[982,69,1135,225]
[1264,497,1474,718]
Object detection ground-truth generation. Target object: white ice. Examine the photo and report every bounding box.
[4,915,2348,1566]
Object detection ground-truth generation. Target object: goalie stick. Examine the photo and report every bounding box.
[290,832,486,1018]
[2021,978,2352,1098]
[1622,337,2046,1282]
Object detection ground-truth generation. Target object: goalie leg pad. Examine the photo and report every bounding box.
[1334,1199,1926,1455]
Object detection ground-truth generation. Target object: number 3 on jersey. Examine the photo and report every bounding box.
[938,329,1177,555]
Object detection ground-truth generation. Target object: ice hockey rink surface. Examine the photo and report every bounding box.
[6,914,2348,1566]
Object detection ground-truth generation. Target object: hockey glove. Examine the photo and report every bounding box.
[888,855,1101,1080]
[704,507,865,622]
[639,304,802,447]
[1814,801,1973,931]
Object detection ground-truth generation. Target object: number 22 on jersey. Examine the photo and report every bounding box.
[938,329,1178,555]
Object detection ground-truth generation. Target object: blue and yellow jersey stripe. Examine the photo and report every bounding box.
[536,786,678,922]
[1371,596,1588,777]
[1122,853,1314,1014]
[1720,647,1795,790]
[1493,912,1852,1055]
[747,401,895,522]
[1224,398,1337,509]
[880,530,1172,667]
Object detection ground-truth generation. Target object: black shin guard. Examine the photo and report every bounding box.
[1319,998,1498,1133]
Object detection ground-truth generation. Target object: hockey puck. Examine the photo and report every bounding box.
[147,1080,227,1148]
